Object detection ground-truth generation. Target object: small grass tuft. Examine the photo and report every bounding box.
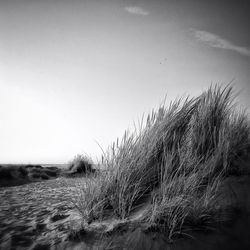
[68,154,95,174]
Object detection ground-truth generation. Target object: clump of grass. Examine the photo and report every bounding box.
[68,154,95,174]
[78,84,250,239]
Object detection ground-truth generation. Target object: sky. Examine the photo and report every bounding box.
[0,0,250,164]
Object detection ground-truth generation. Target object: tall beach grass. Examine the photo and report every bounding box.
[77,84,250,240]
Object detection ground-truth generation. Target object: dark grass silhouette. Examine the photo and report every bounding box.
[0,165,29,186]
[0,164,61,187]
[76,84,250,242]
[0,165,28,179]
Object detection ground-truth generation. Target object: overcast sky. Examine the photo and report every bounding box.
[0,0,249,164]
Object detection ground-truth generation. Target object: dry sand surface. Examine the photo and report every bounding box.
[0,174,250,250]
[0,177,84,250]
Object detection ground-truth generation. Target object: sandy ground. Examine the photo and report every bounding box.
[0,175,250,250]
[0,177,84,250]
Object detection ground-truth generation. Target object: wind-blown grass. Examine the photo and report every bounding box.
[77,84,250,240]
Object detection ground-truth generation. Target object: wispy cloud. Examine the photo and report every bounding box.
[193,30,250,57]
[125,6,149,16]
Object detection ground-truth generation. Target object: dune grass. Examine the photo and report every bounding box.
[68,154,95,174]
[77,84,250,240]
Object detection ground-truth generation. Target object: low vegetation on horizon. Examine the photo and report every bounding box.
[0,164,61,186]
[0,155,96,186]
[76,84,250,240]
